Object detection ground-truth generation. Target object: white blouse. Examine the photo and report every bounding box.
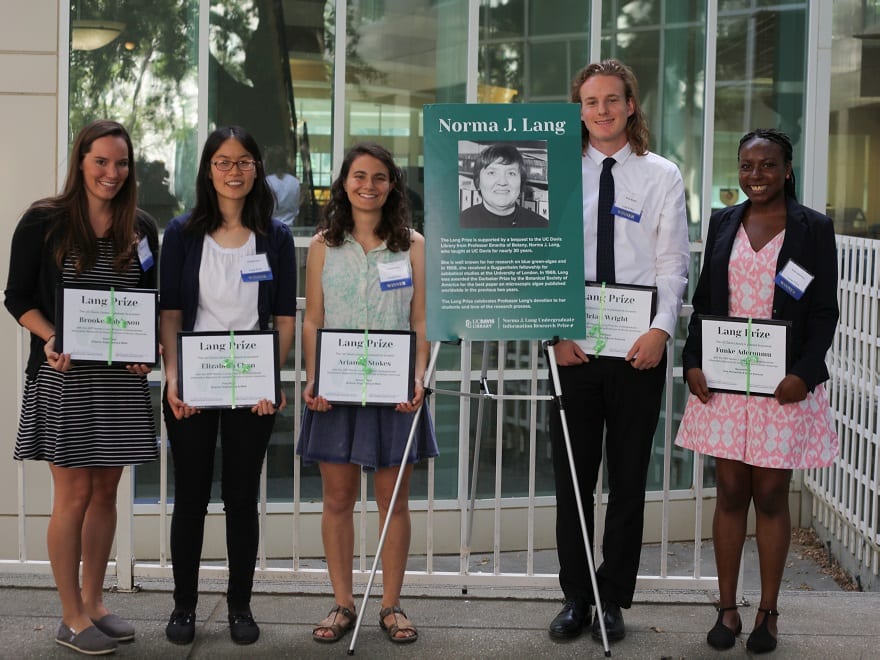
[193,232,260,332]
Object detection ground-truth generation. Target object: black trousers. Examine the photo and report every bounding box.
[549,354,666,608]
[164,397,275,611]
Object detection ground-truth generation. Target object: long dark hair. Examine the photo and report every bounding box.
[185,126,274,235]
[320,142,412,252]
[738,128,797,201]
[570,59,650,156]
[33,119,139,273]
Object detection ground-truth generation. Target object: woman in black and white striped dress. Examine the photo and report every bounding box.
[4,120,159,656]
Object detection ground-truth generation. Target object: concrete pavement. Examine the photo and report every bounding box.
[1,537,878,659]
[0,584,878,659]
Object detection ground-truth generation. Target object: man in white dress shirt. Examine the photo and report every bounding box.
[265,145,301,228]
[547,59,690,644]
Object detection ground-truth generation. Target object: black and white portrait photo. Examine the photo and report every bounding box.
[458,140,549,229]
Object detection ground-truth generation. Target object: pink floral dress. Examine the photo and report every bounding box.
[675,225,838,468]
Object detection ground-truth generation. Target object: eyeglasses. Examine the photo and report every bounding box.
[211,159,257,172]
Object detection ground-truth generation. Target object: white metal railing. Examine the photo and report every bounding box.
[806,234,880,587]
[3,294,719,595]
[9,234,876,594]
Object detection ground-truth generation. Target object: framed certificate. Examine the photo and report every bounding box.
[583,282,657,358]
[700,316,791,396]
[55,285,158,365]
[177,330,280,409]
[315,329,416,406]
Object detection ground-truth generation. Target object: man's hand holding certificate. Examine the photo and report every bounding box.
[583,282,657,359]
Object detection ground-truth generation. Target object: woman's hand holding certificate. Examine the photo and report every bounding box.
[699,316,790,397]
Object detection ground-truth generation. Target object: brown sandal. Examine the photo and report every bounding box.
[312,605,356,643]
[379,605,418,644]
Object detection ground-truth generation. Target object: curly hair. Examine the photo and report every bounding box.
[570,59,650,156]
[320,142,412,252]
[738,128,797,201]
[33,119,140,273]
[185,126,274,236]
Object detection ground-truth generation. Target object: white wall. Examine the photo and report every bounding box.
[0,0,61,543]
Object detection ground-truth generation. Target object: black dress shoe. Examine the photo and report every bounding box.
[229,610,260,645]
[165,608,196,645]
[548,599,590,640]
[591,601,625,642]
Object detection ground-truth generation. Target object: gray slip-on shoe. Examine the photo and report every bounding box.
[55,622,118,655]
[91,614,135,642]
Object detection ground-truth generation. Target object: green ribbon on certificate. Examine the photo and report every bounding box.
[587,282,608,355]
[221,330,252,409]
[355,329,373,407]
[103,286,128,365]
[740,316,759,396]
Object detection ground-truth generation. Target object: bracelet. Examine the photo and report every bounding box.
[45,334,55,344]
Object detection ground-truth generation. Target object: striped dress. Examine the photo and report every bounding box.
[14,239,158,467]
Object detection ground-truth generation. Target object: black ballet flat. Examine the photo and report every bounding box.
[746,607,779,654]
[707,605,741,650]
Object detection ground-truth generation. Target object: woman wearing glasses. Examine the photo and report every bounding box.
[159,126,296,646]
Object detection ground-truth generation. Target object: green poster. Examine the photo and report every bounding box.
[424,103,586,341]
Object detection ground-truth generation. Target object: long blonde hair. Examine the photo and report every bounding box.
[570,59,650,156]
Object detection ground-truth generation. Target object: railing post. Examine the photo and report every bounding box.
[115,465,135,592]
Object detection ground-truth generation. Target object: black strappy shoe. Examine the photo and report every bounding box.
[746,607,779,654]
[707,605,742,650]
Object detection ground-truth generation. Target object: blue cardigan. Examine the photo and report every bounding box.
[159,213,297,330]
[682,197,839,391]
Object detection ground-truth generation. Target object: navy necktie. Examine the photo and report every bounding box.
[596,157,616,284]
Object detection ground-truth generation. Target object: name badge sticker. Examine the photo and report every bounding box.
[611,189,644,223]
[775,259,814,300]
[377,259,412,291]
[137,236,154,271]
[241,253,273,282]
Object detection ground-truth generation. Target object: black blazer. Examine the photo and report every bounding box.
[682,197,839,391]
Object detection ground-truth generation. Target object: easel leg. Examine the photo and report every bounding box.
[543,341,611,657]
[462,341,492,592]
[347,341,442,655]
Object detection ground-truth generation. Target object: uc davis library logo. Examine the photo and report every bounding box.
[465,318,496,330]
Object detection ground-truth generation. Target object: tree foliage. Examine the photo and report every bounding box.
[69,0,197,146]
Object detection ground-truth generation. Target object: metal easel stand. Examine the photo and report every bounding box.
[543,339,611,657]
[428,340,558,591]
[346,339,611,655]
[347,341,442,655]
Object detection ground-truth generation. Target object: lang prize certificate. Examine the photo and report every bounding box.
[700,316,790,396]
[178,330,280,408]
[583,282,656,358]
[315,329,415,406]
[55,285,158,365]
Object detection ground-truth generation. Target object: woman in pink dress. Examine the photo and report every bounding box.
[676,129,839,654]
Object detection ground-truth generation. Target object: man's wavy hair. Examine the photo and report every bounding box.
[569,59,650,156]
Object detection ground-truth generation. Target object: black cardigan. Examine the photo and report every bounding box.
[4,207,159,378]
[682,197,839,391]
